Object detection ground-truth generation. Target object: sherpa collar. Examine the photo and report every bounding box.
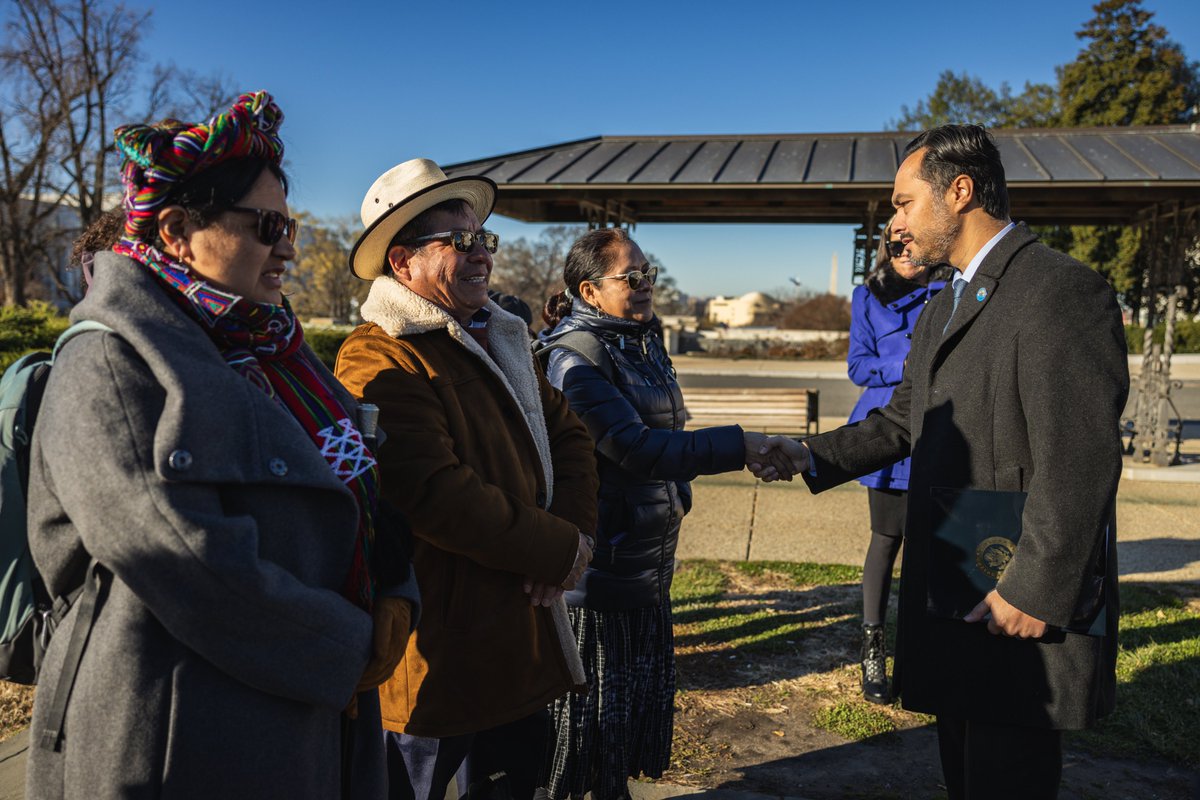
[359,276,554,508]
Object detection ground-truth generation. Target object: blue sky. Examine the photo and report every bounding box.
[132,0,1198,298]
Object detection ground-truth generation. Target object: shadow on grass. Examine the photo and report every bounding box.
[672,587,857,629]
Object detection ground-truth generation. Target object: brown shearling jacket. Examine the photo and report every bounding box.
[335,276,598,737]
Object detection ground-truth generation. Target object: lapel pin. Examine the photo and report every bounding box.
[976,287,988,302]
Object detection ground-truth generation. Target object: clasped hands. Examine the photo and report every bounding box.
[347,595,414,717]
[524,530,594,607]
[743,431,810,482]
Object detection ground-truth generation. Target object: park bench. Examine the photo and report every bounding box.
[681,387,819,437]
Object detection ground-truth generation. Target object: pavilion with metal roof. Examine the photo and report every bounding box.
[444,125,1200,284]
[446,125,1200,466]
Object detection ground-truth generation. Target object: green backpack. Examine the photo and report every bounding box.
[0,320,111,687]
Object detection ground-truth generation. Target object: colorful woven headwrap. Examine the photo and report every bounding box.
[114,90,285,241]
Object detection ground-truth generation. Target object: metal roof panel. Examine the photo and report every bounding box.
[1021,136,1098,180]
[854,138,898,181]
[508,143,600,183]
[588,141,666,183]
[547,141,636,183]
[995,137,1046,181]
[1065,134,1153,180]
[806,139,853,182]
[631,141,703,183]
[674,141,738,183]
[1154,132,1200,172]
[759,139,814,182]
[716,141,775,183]
[1116,135,1200,179]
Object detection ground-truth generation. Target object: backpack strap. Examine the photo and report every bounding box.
[36,321,114,751]
[538,331,617,384]
[39,561,109,752]
[52,320,113,361]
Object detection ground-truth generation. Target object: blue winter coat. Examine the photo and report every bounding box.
[538,301,744,610]
[847,277,946,490]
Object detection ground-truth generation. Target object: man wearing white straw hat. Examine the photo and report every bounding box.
[335,159,599,800]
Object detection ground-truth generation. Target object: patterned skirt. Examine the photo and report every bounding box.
[543,602,675,800]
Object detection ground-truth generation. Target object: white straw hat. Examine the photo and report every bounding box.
[349,158,496,280]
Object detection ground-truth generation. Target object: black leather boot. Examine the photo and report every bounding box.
[861,623,891,704]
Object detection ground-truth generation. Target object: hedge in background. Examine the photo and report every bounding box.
[1125,321,1200,355]
[304,328,351,369]
[0,302,71,371]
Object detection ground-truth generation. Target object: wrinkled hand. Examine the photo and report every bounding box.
[523,532,593,606]
[346,596,413,718]
[748,436,810,482]
[522,580,564,607]
[563,532,593,589]
[963,589,1047,639]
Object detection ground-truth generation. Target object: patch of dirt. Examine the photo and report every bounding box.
[662,563,1196,800]
[0,683,33,742]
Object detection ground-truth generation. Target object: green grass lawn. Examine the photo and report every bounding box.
[670,559,1200,769]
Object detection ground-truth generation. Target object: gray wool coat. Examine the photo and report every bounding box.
[802,224,1128,730]
[26,252,384,799]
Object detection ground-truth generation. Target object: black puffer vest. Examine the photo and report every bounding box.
[538,301,744,610]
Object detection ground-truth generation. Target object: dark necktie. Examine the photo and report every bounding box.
[943,278,968,335]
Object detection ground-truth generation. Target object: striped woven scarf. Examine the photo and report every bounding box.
[114,239,379,610]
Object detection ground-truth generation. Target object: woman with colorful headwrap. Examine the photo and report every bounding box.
[24,92,415,799]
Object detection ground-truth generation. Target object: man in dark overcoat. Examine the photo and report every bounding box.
[755,124,1128,799]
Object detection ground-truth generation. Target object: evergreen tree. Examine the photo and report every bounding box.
[892,0,1200,311]
[892,71,1057,130]
[1057,0,1200,311]
[1058,0,1199,126]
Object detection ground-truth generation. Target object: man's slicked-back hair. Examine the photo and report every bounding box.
[903,125,1010,220]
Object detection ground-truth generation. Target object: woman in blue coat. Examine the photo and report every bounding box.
[848,216,949,704]
[536,229,771,800]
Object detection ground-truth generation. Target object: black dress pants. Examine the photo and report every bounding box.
[936,714,1062,800]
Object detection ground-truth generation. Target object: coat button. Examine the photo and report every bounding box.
[535,489,547,507]
[167,450,193,471]
[268,458,289,477]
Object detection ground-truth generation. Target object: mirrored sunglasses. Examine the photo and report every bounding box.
[592,266,659,290]
[404,229,500,254]
[886,240,907,258]
[228,206,299,246]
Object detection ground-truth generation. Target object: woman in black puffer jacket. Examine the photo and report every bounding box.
[535,229,781,800]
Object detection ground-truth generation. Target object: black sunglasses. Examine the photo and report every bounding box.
[228,206,299,246]
[403,229,500,254]
[592,266,659,290]
[886,240,907,258]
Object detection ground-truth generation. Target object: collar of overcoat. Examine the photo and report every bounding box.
[936,222,1039,347]
[358,276,555,509]
[73,252,363,498]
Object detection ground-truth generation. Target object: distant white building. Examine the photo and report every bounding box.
[706,291,780,327]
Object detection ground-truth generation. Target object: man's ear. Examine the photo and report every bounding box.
[387,245,413,282]
[947,174,975,214]
[157,206,191,262]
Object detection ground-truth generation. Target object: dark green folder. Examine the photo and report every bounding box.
[927,487,1106,637]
